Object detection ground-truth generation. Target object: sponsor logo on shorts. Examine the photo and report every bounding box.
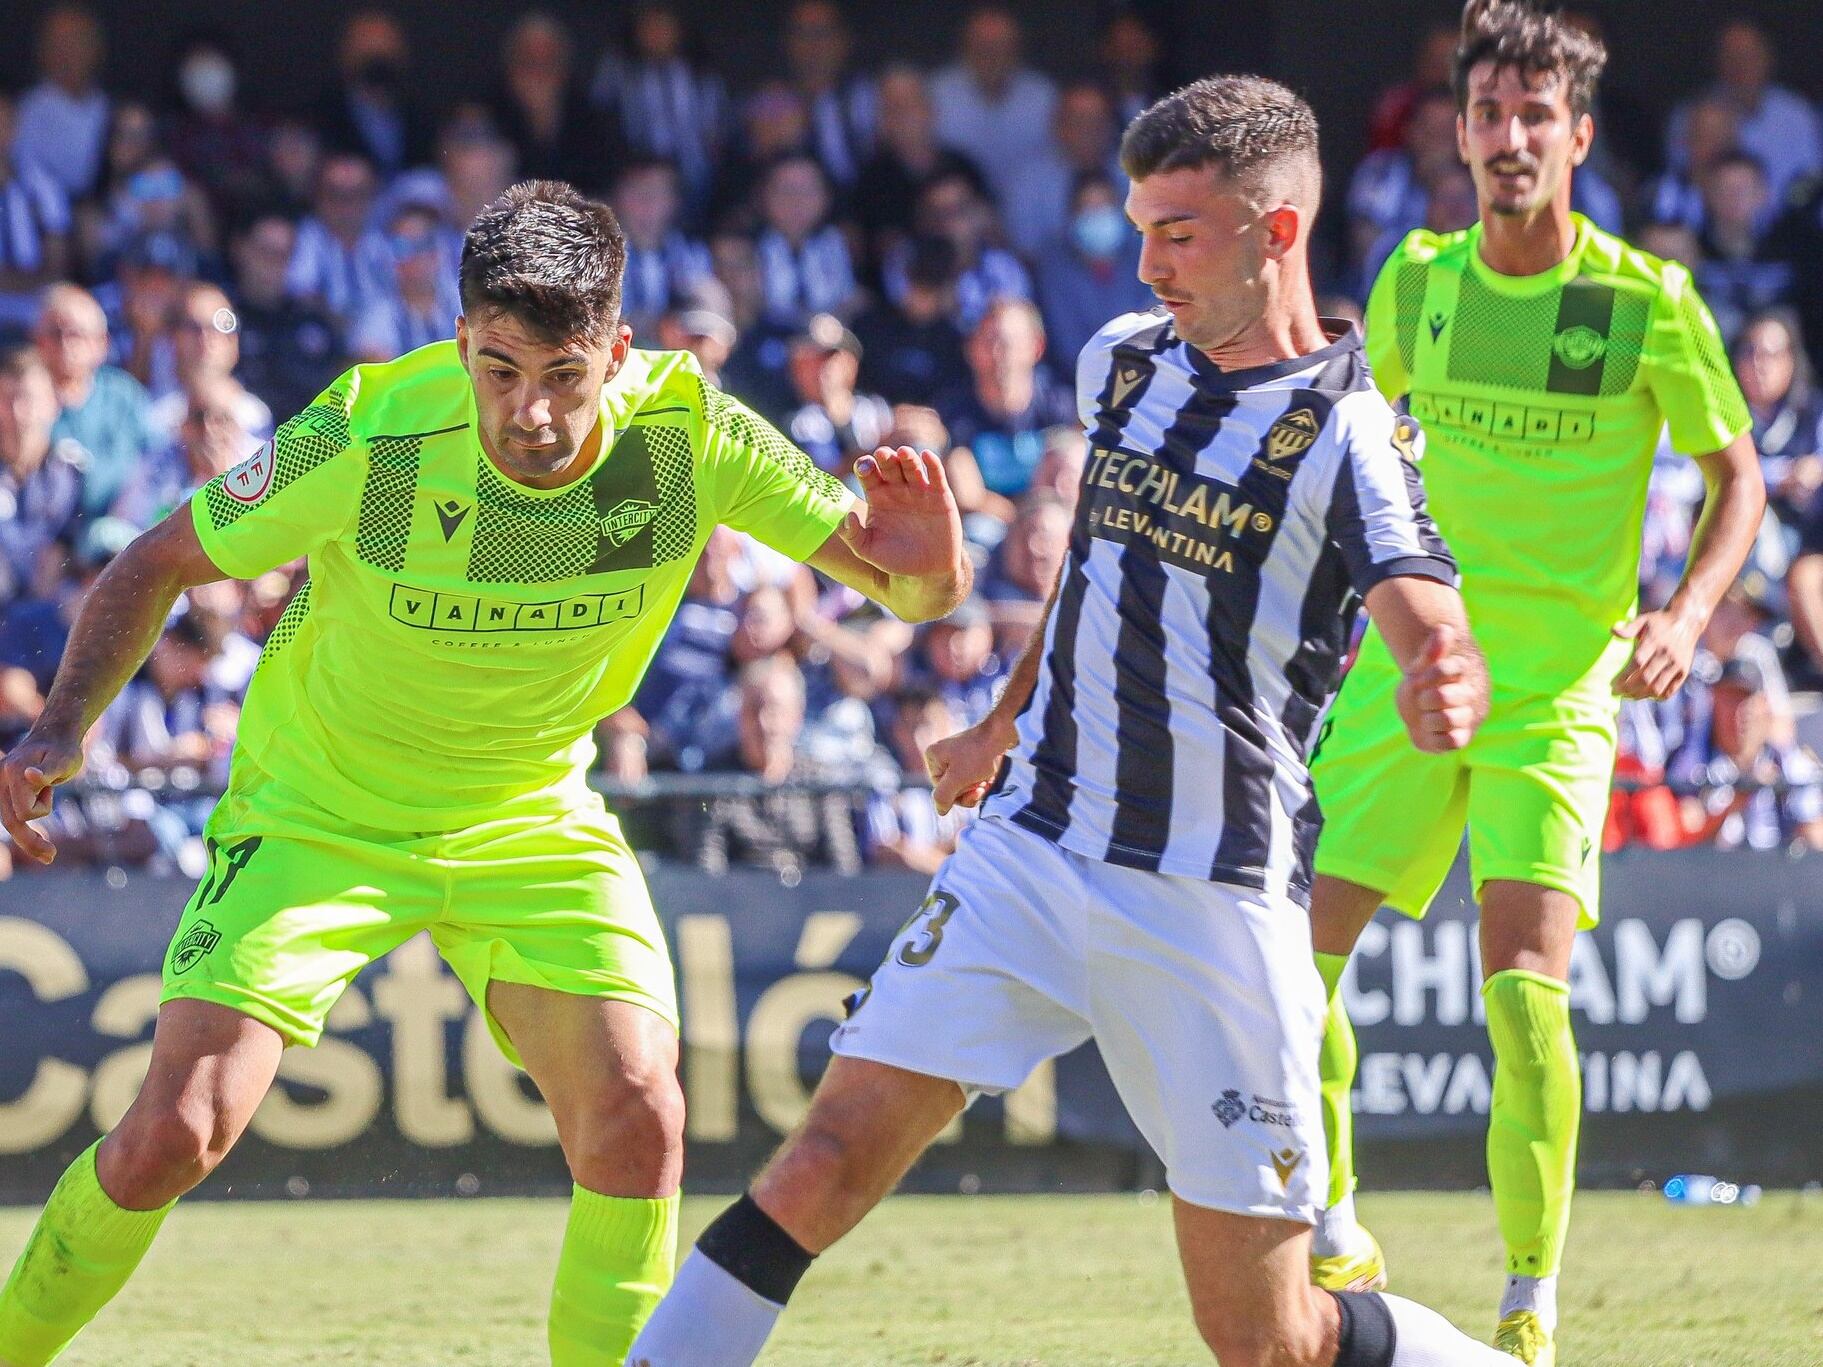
[1248,1094,1302,1130]
[1269,1146,1304,1187]
[170,919,221,974]
[1212,1089,1247,1128]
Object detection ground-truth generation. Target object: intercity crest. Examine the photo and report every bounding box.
[600,498,660,546]
[1264,407,1320,461]
[170,919,222,974]
[1552,324,1606,370]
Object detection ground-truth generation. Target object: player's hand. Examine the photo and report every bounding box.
[926,715,1016,815]
[0,730,85,865]
[839,447,966,582]
[1396,624,1485,753]
[1611,608,1701,700]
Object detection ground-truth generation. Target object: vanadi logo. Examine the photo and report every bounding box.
[1552,324,1607,370]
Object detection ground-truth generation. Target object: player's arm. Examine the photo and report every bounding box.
[1364,576,1490,753]
[804,447,972,624]
[0,508,226,863]
[924,568,1059,815]
[1612,429,1765,700]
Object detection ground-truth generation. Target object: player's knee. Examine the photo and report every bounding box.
[560,1071,685,1194]
[103,1101,237,1205]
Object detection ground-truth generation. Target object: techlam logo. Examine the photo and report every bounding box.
[222,441,276,504]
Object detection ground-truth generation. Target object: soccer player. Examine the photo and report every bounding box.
[630,77,1522,1367]
[0,181,970,1367]
[1305,5,1765,1364]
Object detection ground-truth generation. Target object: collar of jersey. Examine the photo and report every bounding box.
[1465,212,1592,297]
[467,349,649,500]
[1183,320,1362,390]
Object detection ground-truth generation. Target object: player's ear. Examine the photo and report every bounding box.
[455,316,469,368]
[1570,111,1595,167]
[1263,204,1300,260]
[1456,113,1469,165]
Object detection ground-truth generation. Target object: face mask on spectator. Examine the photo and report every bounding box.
[180,53,236,114]
[1071,204,1127,261]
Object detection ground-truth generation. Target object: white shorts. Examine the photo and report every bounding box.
[829,815,1328,1223]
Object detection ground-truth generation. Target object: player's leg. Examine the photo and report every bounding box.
[1174,1201,1520,1366]
[0,1002,281,1367]
[1308,640,1472,1281]
[628,816,1092,1365]
[484,985,685,1367]
[1466,699,1611,1361]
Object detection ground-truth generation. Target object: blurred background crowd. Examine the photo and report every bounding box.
[2,2,1823,879]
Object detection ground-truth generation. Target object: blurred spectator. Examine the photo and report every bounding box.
[314,10,434,179]
[1668,17,1823,211]
[853,235,970,406]
[350,200,461,361]
[754,153,858,326]
[1733,309,1823,532]
[1694,151,1792,342]
[147,282,271,441]
[672,653,863,876]
[88,153,217,281]
[1347,87,1459,275]
[930,5,1057,206]
[1766,179,1823,378]
[982,490,1069,606]
[436,123,518,232]
[591,4,728,215]
[710,229,795,418]
[1785,493,1823,683]
[784,0,877,191]
[165,31,268,221]
[885,166,1031,332]
[286,153,390,326]
[654,303,738,388]
[490,12,620,191]
[785,314,891,475]
[229,212,342,420]
[1363,161,1479,285]
[1096,10,1169,130]
[262,117,325,219]
[0,92,72,336]
[0,517,133,700]
[1034,170,1150,365]
[35,284,149,518]
[866,685,970,873]
[1663,657,1823,850]
[1002,81,1124,258]
[100,238,189,399]
[1644,95,1737,235]
[0,347,87,610]
[1637,220,1701,272]
[633,527,744,767]
[115,374,256,529]
[614,158,714,335]
[1364,23,1457,154]
[714,82,815,233]
[850,66,985,269]
[907,594,1006,728]
[14,5,111,201]
[1026,425,1085,509]
[938,297,1074,501]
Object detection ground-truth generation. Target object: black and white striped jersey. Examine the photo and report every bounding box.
[980,310,1457,901]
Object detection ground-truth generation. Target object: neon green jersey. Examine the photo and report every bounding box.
[191,342,852,831]
[1364,213,1749,693]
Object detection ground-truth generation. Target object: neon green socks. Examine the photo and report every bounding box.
[1315,950,1358,1214]
[0,1142,172,1366]
[547,1185,679,1365]
[1483,969,1580,1280]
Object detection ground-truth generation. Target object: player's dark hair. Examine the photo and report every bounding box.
[459,180,625,343]
[1454,0,1608,119]
[1118,75,1320,197]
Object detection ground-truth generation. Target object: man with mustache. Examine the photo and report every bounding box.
[1306,4,1765,1363]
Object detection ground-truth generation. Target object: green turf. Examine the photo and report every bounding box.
[2,1190,1819,1364]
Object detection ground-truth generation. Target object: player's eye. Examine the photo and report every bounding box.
[489,367,515,382]
[1167,234,1191,246]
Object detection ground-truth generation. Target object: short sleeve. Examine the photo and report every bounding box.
[1320,399,1458,597]
[189,374,365,578]
[700,381,853,561]
[1362,245,1417,402]
[1645,264,1751,456]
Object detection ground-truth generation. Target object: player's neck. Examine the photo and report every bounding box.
[1198,290,1331,373]
[1476,200,1578,278]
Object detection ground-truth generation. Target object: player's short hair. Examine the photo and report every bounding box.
[1454,0,1608,119]
[1118,75,1320,206]
[459,180,626,343]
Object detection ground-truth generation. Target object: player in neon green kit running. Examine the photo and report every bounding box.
[0,181,970,1367]
[1307,5,1765,1364]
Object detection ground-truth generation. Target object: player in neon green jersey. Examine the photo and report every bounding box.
[1307,5,1765,1364]
[0,181,969,1367]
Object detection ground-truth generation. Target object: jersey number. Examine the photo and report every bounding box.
[194,836,264,909]
[895,890,960,968]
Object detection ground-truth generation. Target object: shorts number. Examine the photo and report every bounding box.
[194,835,263,908]
[895,890,959,968]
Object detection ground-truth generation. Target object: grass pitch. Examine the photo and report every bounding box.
[3,1190,1819,1364]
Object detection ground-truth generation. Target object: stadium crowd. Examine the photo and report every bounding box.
[2,2,1823,877]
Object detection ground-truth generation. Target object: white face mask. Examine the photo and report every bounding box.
[180,53,236,114]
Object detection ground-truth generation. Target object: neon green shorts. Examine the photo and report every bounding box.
[1310,641,1617,930]
[159,760,678,1064]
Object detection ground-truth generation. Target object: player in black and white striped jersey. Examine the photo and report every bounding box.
[631,77,1512,1367]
